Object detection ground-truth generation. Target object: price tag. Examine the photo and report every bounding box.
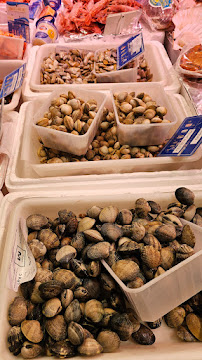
[7,218,37,292]
[117,32,144,70]
[158,116,202,157]
[0,63,26,99]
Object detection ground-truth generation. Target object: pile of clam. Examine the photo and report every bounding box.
[40,49,153,85]
[94,48,136,73]
[40,50,96,85]
[114,91,170,125]
[37,107,165,163]
[164,292,202,342]
[36,92,98,136]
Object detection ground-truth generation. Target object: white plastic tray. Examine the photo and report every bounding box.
[18,92,201,177]
[0,60,25,112]
[0,189,202,360]
[22,41,180,102]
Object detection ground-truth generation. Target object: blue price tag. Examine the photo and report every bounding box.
[158,116,202,157]
[117,32,144,70]
[0,63,26,99]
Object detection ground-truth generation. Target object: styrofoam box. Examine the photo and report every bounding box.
[0,60,25,112]
[111,83,178,146]
[0,189,202,360]
[29,41,180,93]
[103,218,202,321]
[6,93,202,193]
[33,86,107,155]
[0,35,25,60]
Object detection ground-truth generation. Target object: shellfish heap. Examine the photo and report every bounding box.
[7,187,202,358]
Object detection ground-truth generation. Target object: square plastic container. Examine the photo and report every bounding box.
[102,218,202,321]
[111,83,178,146]
[93,48,137,83]
[33,86,107,156]
[0,60,25,112]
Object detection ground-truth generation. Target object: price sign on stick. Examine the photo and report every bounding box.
[158,116,202,157]
[117,31,144,70]
[0,63,26,99]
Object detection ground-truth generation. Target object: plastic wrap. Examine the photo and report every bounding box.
[175,42,202,79]
[141,0,176,30]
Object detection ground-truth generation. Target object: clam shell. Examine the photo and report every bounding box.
[29,239,47,259]
[100,272,116,292]
[99,206,119,223]
[21,320,43,343]
[21,342,43,359]
[56,245,77,264]
[183,205,196,221]
[101,223,123,242]
[110,313,133,341]
[177,325,198,342]
[26,214,48,231]
[165,306,186,328]
[70,259,88,277]
[64,299,81,323]
[45,315,67,341]
[143,234,161,250]
[160,247,175,270]
[61,289,74,308]
[50,339,75,357]
[68,321,85,345]
[38,229,60,250]
[130,223,146,242]
[112,259,139,282]
[71,232,85,252]
[87,260,101,277]
[42,298,62,317]
[141,245,161,269]
[8,297,28,326]
[181,224,196,248]
[97,330,120,352]
[117,209,133,225]
[39,280,64,299]
[87,241,110,260]
[132,324,155,345]
[83,229,104,243]
[148,201,161,214]
[155,224,176,242]
[53,269,80,290]
[34,268,53,283]
[77,217,95,232]
[186,313,202,341]
[135,198,151,218]
[78,338,103,356]
[85,299,104,323]
[175,187,195,206]
[87,205,102,219]
[100,308,116,327]
[8,326,23,355]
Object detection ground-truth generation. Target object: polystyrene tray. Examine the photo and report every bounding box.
[0,189,202,360]
[33,86,107,155]
[111,83,178,146]
[23,41,180,102]
[0,60,25,112]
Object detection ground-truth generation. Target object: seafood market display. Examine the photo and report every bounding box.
[114,91,170,125]
[57,0,142,35]
[40,50,153,85]
[36,92,99,136]
[37,106,165,163]
[40,50,96,85]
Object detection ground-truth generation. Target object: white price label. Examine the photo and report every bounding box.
[7,218,37,292]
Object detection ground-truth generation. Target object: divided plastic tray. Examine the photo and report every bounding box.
[0,60,25,112]
[0,189,202,360]
[25,41,180,99]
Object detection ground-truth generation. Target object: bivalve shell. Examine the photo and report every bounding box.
[87,241,110,260]
[53,269,80,290]
[85,300,104,323]
[155,224,176,242]
[8,297,28,326]
[99,206,119,223]
[101,223,123,242]
[110,313,133,341]
[42,298,62,317]
[68,321,85,345]
[64,299,81,323]
[117,209,133,225]
[132,324,155,345]
[21,320,43,343]
[61,289,74,308]
[56,245,77,264]
[141,245,161,269]
[112,259,139,282]
[181,224,196,248]
[83,229,104,243]
[165,306,186,328]
[97,330,120,352]
[45,315,67,341]
[38,229,59,250]
[50,339,75,357]
[186,313,202,341]
[26,214,48,231]
[8,326,23,355]
[87,206,102,219]
[177,325,198,342]
[175,187,195,206]
[39,280,64,299]
[160,247,175,270]
[78,338,103,356]
[77,217,95,232]
[21,342,43,359]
